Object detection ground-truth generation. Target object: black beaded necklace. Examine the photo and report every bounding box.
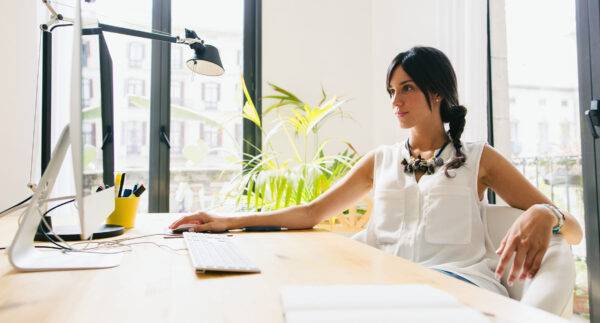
[401,140,450,175]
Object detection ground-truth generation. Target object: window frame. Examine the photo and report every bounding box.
[148,0,261,212]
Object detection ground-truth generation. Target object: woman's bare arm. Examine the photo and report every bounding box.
[480,144,583,285]
[230,150,376,229]
[171,150,376,231]
[479,145,583,245]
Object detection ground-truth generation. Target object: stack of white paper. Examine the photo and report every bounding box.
[280,284,489,323]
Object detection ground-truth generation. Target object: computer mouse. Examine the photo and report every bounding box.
[171,224,196,234]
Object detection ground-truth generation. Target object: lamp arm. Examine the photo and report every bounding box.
[97,23,178,43]
[39,1,202,47]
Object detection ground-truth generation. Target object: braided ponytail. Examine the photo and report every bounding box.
[441,103,467,177]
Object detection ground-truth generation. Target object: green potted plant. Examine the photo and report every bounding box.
[216,78,370,231]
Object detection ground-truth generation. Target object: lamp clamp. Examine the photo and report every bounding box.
[40,0,73,31]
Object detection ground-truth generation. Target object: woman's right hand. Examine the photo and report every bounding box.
[168,211,233,233]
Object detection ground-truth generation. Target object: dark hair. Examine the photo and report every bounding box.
[386,46,467,177]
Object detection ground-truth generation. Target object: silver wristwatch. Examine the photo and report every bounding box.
[541,203,565,234]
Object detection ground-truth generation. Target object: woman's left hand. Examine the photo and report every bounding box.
[494,204,556,286]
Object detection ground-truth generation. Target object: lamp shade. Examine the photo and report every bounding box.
[186,44,224,76]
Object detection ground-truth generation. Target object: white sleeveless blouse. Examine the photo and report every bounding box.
[353,141,508,296]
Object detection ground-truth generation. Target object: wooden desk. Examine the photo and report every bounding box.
[0,213,567,323]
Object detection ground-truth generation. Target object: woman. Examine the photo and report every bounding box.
[170,46,583,296]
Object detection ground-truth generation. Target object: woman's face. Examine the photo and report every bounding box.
[388,66,437,129]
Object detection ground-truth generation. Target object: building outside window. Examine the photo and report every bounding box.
[537,120,550,155]
[202,82,220,110]
[495,1,586,316]
[82,78,93,106]
[82,40,91,68]
[125,79,145,96]
[170,121,185,154]
[171,46,183,69]
[171,80,184,106]
[125,79,145,107]
[82,122,97,147]
[122,121,147,155]
[199,123,223,151]
[128,42,145,68]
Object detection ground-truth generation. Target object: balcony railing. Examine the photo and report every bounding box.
[511,155,582,215]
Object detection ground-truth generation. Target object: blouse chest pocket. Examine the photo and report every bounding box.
[371,189,405,245]
[423,186,472,245]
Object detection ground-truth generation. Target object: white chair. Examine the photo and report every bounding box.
[484,204,575,317]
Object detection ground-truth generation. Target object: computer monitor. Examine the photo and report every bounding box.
[8,0,122,271]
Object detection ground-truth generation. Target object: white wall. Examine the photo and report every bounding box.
[371,0,489,146]
[262,0,374,159]
[263,0,488,160]
[0,1,39,209]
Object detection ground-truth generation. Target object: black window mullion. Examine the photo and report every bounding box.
[577,0,600,320]
[243,0,262,173]
[149,0,171,213]
[485,0,496,204]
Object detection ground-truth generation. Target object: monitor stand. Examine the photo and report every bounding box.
[8,125,122,271]
[34,225,125,242]
[34,222,125,242]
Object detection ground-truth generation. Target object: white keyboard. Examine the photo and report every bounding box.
[182,232,261,273]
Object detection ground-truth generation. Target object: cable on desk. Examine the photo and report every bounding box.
[0,195,33,216]
[37,199,76,250]
[71,234,188,255]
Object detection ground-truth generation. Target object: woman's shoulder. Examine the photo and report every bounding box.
[369,142,402,156]
[367,142,404,169]
[461,140,488,150]
[457,141,489,170]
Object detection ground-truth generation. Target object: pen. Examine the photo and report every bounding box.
[243,226,283,232]
[115,173,122,197]
[132,184,146,197]
[117,173,126,197]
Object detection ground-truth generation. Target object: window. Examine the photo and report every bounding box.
[493,1,585,317]
[125,79,145,107]
[170,121,185,154]
[235,123,242,141]
[510,121,521,156]
[171,80,184,106]
[199,123,223,148]
[171,46,183,69]
[169,0,253,214]
[76,0,262,214]
[560,122,571,148]
[126,79,145,96]
[122,121,147,155]
[82,40,91,67]
[83,122,97,146]
[537,120,550,155]
[82,78,93,106]
[202,82,220,110]
[128,42,145,68]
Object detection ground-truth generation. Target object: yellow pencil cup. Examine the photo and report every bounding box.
[106,196,140,229]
